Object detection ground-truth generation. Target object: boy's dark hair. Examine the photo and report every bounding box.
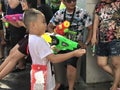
[26,0,37,9]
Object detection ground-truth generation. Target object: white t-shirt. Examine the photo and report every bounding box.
[29,34,55,90]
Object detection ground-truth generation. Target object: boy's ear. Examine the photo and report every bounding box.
[30,21,35,27]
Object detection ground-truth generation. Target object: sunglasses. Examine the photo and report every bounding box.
[64,0,76,3]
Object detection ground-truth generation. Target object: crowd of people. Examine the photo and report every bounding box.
[0,0,119,90]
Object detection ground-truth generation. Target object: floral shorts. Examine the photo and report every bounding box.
[96,40,120,56]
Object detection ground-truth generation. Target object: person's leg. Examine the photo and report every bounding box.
[11,35,28,72]
[0,44,24,79]
[111,56,120,90]
[0,44,20,71]
[67,65,76,90]
[0,44,25,79]
[53,62,67,90]
[97,56,113,75]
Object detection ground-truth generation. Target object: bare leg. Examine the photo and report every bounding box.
[97,56,113,75]
[0,44,4,59]
[67,65,76,90]
[0,44,25,79]
[53,62,67,90]
[0,44,19,71]
[111,56,120,90]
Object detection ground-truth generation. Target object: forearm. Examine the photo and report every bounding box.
[92,14,99,39]
[86,25,93,44]
[47,49,85,63]
[47,51,75,63]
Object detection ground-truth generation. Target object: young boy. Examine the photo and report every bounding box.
[0,0,35,78]
[23,8,86,90]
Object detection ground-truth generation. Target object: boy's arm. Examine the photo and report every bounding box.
[46,49,86,63]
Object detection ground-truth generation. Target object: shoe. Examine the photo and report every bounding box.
[12,67,26,73]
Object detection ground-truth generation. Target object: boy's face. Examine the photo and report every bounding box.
[63,0,76,10]
[34,14,47,35]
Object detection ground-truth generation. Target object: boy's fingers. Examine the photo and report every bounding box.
[79,49,86,53]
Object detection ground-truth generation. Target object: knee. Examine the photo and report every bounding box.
[67,65,76,73]
[112,62,120,69]
[9,48,17,59]
[97,62,107,68]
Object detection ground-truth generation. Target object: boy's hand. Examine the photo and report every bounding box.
[51,45,60,53]
[73,49,86,57]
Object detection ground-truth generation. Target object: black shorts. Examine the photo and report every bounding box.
[96,40,120,56]
[58,50,78,68]
[9,25,26,48]
[18,35,28,55]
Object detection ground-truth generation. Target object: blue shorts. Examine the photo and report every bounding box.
[96,40,120,56]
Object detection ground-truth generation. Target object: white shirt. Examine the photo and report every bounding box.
[29,34,55,90]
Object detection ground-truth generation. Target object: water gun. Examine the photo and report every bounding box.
[4,14,23,22]
[54,20,77,35]
[42,33,80,53]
